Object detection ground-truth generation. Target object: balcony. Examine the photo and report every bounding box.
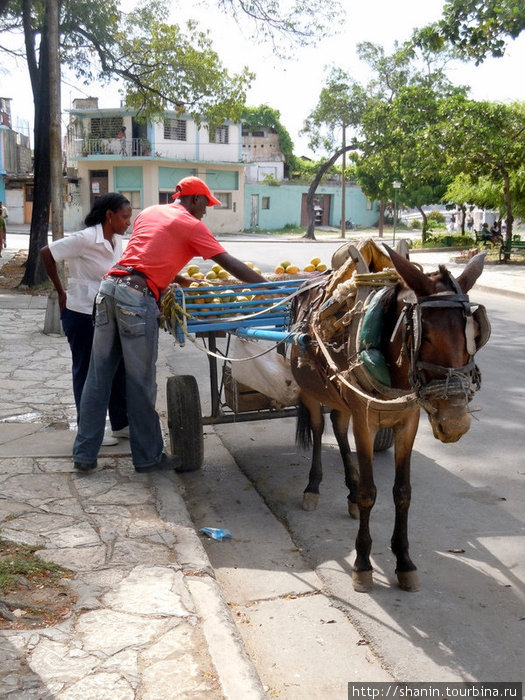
[72,137,152,158]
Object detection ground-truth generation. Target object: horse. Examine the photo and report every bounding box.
[290,243,490,592]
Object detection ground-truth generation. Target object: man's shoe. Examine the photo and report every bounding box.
[111,426,130,439]
[101,433,119,446]
[74,460,97,473]
[135,453,182,474]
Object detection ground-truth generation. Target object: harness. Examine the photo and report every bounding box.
[297,244,490,416]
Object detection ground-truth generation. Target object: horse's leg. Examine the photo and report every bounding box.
[351,414,376,592]
[330,409,359,519]
[301,397,324,511]
[391,409,420,592]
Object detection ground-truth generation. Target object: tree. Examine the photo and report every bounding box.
[0,0,342,286]
[301,68,366,237]
[416,0,525,64]
[439,96,525,250]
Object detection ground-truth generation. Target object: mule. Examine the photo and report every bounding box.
[290,245,490,592]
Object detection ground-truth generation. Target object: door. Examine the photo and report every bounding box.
[89,170,109,208]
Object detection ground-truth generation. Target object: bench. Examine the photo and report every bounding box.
[473,230,494,247]
[499,237,525,262]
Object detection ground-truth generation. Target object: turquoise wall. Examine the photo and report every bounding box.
[244,182,379,231]
[159,167,197,189]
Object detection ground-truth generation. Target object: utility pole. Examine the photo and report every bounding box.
[340,125,346,239]
[44,0,64,334]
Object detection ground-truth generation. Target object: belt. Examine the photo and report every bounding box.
[107,273,155,297]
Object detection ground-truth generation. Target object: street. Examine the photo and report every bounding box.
[3,232,524,696]
[160,282,524,694]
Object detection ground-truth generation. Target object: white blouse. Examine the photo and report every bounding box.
[48,224,123,314]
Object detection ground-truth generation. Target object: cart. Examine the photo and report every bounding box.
[163,278,393,472]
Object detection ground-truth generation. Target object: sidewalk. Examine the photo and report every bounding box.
[1,240,524,698]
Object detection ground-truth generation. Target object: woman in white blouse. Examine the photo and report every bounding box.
[41,193,132,444]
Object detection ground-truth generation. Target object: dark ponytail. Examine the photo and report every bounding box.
[84,193,131,227]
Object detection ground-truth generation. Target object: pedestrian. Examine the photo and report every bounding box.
[117,126,127,156]
[466,214,473,232]
[40,193,132,445]
[0,201,8,248]
[448,213,456,233]
[73,176,266,474]
[0,211,5,256]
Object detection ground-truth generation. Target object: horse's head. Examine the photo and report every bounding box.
[386,247,490,443]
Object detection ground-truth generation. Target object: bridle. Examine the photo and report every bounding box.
[392,273,490,413]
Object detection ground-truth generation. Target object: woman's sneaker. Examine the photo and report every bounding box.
[111,426,130,439]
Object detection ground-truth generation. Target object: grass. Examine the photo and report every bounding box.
[0,537,71,592]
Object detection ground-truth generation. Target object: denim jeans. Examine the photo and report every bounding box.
[73,278,164,468]
[60,307,128,430]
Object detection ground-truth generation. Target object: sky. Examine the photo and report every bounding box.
[1,0,524,156]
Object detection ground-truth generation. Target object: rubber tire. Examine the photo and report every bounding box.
[166,375,204,472]
[373,427,394,452]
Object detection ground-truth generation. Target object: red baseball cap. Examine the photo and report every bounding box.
[172,176,222,206]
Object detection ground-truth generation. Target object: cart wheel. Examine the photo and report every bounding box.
[374,427,394,452]
[167,375,203,472]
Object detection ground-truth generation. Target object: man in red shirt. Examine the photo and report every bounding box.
[73,177,265,474]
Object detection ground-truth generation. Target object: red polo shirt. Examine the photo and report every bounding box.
[113,203,226,298]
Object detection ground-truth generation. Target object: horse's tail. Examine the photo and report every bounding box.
[295,399,312,449]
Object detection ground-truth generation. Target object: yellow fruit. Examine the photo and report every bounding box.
[211,297,221,304]
[192,272,204,280]
[303,264,316,272]
[211,264,222,274]
[236,295,249,302]
[274,265,285,274]
[187,264,200,275]
[286,265,299,274]
[189,282,200,287]
[205,271,217,280]
[316,263,327,272]
[218,270,229,279]
[280,260,291,270]
[244,261,255,269]
[310,257,321,266]
[254,267,262,275]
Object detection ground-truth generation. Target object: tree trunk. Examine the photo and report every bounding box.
[501,171,514,262]
[378,201,385,237]
[304,144,355,240]
[417,205,429,245]
[340,127,346,239]
[21,2,52,287]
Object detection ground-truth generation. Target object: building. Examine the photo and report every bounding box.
[0,97,33,224]
[64,98,244,232]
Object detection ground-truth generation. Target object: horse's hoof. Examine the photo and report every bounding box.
[347,501,359,519]
[397,570,420,591]
[302,492,319,511]
[352,569,373,592]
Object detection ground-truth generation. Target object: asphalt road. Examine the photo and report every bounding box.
[163,288,524,694]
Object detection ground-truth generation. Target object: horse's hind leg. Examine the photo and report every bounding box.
[330,409,359,519]
[391,412,420,591]
[298,397,324,511]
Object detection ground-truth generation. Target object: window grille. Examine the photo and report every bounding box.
[212,125,229,144]
[164,118,187,141]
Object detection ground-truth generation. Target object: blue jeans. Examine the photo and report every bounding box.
[73,278,164,469]
[60,308,128,430]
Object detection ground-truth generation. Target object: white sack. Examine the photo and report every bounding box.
[230,338,299,406]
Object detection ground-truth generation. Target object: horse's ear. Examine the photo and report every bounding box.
[383,244,434,297]
[455,252,486,293]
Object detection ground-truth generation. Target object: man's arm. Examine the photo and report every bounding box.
[212,252,265,284]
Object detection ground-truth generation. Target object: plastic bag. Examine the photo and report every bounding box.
[200,527,232,540]
[231,338,300,407]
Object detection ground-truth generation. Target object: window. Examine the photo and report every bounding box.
[212,125,229,144]
[159,192,172,204]
[214,192,232,209]
[89,117,123,138]
[262,197,270,210]
[119,190,141,208]
[164,118,187,141]
[366,199,373,211]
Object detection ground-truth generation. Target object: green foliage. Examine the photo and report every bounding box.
[426,210,446,223]
[415,0,525,64]
[261,173,281,186]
